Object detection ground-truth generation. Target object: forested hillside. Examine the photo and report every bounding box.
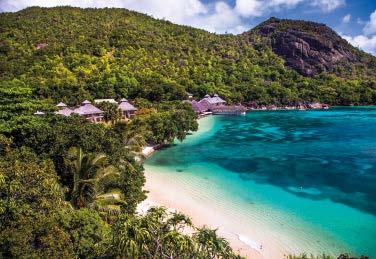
[1,6,375,107]
[0,7,374,258]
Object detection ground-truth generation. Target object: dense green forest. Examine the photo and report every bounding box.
[0,6,373,258]
[1,6,376,108]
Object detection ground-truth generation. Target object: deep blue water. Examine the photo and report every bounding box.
[146,107,376,257]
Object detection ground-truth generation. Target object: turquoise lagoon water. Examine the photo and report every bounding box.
[145,107,376,257]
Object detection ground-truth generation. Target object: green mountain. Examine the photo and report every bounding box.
[1,6,375,105]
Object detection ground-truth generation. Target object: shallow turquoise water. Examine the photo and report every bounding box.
[145,107,376,257]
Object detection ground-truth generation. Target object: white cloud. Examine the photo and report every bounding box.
[342,14,351,23]
[351,10,376,49]
[268,0,303,8]
[190,1,245,33]
[234,0,304,18]
[0,0,304,34]
[0,0,354,34]
[363,10,376,35]
[343,34,376,55]
[0,0,238,33]
[311,0,345,12]
[341,10,376,56]
[235,0,263,17]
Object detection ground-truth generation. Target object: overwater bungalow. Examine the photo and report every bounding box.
[55,102,73,116]
[73,100,104,122]
[118,98,137,119]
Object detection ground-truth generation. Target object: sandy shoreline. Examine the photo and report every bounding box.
[136,115,344,259]
[137,116,273,258]
[136,112,376,259]
[139,168,266,259]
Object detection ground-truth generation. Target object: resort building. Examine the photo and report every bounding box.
[198,94,226,109]
[94,99,118,104]
[52,98,140,122]
[193,94,227,114]
[190,93,246,115]
[55,102,74,117]
[198,94,226,112]
[187,93,194,99]
[190,100,206,114]
[34,110,45,115]
[36,43,48,50]
[194,93,227,113]
[118,98,137,119]
[73,100,104,122]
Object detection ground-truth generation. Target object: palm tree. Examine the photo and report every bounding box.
[68,147,123,212]
[113,121,147,161]
[193,227,238,259]
[111,214,151,258]
[166,212,192,232]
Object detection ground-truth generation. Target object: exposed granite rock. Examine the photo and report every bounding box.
[246,17,359,76]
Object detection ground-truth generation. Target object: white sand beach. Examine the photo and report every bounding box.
[138,115,349,259]
[140,168,267,259]
[138,116,270,258]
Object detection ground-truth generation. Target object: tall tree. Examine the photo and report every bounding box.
[68,147,123,212]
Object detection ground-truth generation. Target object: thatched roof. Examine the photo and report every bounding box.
[56,102,67,107]
[199,94,226,105]
[118,99,137,112]
[191,100,206,113]
[74,100,103,115]
[55,107,73,116]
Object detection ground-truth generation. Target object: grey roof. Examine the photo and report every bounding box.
[199,94,226,105]
[74,101,103,115]
[55,107,73,116]
[119,99,137,112]
[191,100,207,113]
[197,99,211,111]
[57,102,67,107]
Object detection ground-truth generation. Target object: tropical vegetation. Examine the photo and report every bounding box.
[1,6,375,110]
[0,6,373,259]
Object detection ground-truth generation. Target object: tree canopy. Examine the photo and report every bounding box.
[1,7,375,107]
[0,6,373,259]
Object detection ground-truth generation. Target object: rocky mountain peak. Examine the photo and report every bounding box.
[246,17,360,76]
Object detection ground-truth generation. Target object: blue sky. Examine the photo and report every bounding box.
[1,0,375,55]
